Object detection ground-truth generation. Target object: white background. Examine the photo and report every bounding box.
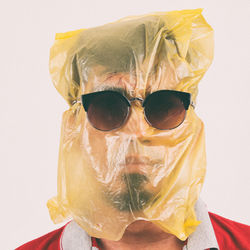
[1,0,250,249]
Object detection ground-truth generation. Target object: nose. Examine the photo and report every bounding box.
[122,103,152,137]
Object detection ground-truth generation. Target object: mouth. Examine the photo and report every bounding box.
[119,155,163,173]
[105,156,163,212]
[124,155,152,165]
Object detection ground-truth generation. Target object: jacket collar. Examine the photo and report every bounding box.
[60,199,219,250]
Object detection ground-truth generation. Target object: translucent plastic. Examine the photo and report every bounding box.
[47,9,214,241]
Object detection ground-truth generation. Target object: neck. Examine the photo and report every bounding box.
[97,220,185,250]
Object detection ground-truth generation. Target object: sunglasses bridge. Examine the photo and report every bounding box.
[128,97,144,106]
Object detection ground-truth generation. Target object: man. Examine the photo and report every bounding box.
[16,9,250,250]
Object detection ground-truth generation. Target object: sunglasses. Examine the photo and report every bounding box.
[81,90,192,131]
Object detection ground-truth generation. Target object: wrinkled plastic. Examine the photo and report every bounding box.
[47,9,214,241]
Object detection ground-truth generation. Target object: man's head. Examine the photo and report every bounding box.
[48,9,214,241]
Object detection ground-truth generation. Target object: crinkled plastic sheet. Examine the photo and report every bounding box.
[47,8,214,241]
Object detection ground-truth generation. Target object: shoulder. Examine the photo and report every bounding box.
[209,212,250,250]
[15,224,67,250]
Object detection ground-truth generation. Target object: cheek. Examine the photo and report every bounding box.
[81,121,109,167]
[88,125,107,152]
[81,121,125,179]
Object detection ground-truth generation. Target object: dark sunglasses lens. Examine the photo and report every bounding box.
[144,91,186,130]
[87,92,129,131]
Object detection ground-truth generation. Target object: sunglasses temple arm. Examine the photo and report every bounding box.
[190,101,195,109]
[72,98,82,105]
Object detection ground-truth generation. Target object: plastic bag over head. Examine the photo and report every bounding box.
[47,8,214,241]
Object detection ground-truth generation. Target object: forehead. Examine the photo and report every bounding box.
[91,73,138,97]
[83,67,180,98]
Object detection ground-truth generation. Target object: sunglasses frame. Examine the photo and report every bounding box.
[81,90,192,131]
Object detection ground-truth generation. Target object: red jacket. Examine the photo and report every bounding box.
[16,212,250,250]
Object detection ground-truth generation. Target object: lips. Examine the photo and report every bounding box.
[125,155,151,165]
[123,155,164,166]
[121,156,151,174]
[119,155,164,175]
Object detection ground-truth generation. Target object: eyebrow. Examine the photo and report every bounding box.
[93,85,131,98]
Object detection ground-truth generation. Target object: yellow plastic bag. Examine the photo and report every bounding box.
[48,8,214,241]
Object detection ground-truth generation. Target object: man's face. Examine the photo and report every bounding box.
[77,69,197,215]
